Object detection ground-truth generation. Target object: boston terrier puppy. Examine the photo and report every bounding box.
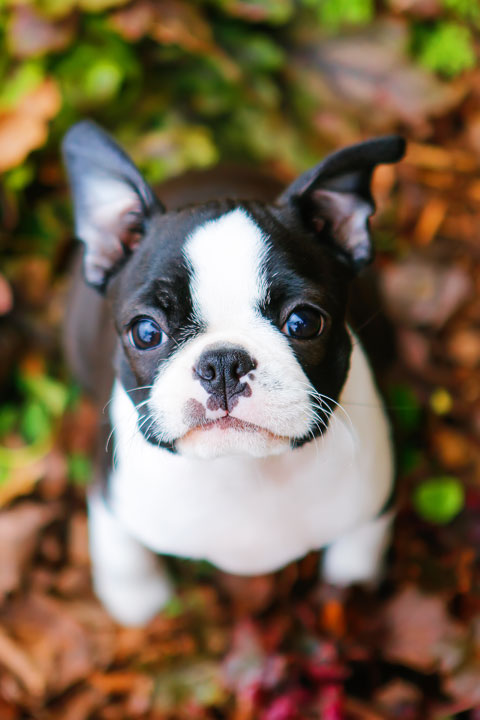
[62,121,405,626]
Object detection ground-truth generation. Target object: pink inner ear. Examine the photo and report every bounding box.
[311,188,372,263]
[119,209,144,251]
[79,184,145,287]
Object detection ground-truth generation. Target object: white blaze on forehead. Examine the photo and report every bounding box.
[184,209,268,328]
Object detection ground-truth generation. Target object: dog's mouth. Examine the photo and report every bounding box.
[180,414,287,443]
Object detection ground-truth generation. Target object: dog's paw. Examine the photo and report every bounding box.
[322,513,393,587]
[93,569,173,626]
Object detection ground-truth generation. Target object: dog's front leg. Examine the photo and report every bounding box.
[322,511,394,587]
[87,488,173,625]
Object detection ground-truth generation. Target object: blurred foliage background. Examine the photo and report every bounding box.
[1,1,480,716]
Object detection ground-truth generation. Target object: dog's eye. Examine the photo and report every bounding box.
[282,307,324,340]
[129,318,165,350]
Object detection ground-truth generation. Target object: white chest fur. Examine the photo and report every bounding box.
[107,339,393,575]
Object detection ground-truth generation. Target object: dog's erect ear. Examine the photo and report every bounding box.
[278,136,406,270]
[62,120,163,290]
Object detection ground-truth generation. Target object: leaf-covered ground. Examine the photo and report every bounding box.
[1,1,480,718]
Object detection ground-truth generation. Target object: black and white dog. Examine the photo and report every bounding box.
[63,122,405,625]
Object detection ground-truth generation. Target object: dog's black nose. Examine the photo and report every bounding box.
[194,346,256,411]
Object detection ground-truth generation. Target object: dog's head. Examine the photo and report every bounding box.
[63,122,404,460]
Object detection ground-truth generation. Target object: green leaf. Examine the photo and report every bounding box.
[415,21,476,77]
[68,453,92,485]
[0,465,9,485]
[219,26,285,72]
[312,0,374,31]
[0,61,45,111]
[3,163,35,192]
[213,0,294,24]
[388,384,422,433]
[400,448,423,475]
[55,29,139,107]
[0,405,18,437]
[18,373,68,417]
[413,476,465,524]
[163,596,185,619]
[84,58,124,101]
[20,401,51,444]
[442,0,480,24]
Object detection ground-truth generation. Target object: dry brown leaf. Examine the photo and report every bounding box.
[7,6,76,59]
[0,502,59,600]
[388,0,442,18]
[0,593,114,703]
[112,0,213,51]
[0,626,46,698]
[407,142,478,173]
[413,196,448,245]
[447,329,480,368]
[111,0,238,78]
[291,20,467,133]
[382,586,465,671]
[109,0,159,41]
[444,665,480,708]
[0,696,19,720]
[0,274,13,316]
[431,427,475,469]
[374,679,422,716]
[0,455,49,509]
[380,257,473,328]
[13,257,51,308]
[42,687,104,720]
[217,572,275,615]
[89,670,149,695]
[68,512,90,567]
[0,79,61,173]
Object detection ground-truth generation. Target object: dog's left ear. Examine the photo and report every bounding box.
[278,136,406,270]
[62,120,163,290]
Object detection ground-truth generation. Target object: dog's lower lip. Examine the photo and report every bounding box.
[181,415,284,440]
[201,416,259,432]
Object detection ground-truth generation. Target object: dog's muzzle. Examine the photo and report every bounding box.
[193,345,256,412]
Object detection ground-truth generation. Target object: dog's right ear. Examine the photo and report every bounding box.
[62,120,163,291]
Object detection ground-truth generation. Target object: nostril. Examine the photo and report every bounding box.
[234,355,256,379]
[194,347,256,387]
[196,362,216,382]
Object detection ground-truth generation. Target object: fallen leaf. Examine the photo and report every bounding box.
[291,20,467,133]
[447,328,480,368]
[374,679,422,716]
[7,6,76,59]
[0,453,50,508]
[217,572,275,615]
[0,78,61,173]
[382,586,465,671]
[380,257,472,328]
[413,476,465,525]
[431,426,474,468]
[413,196,447,245]
[0,274,13,316]
[0,626,46,698]
[0,593,115,703]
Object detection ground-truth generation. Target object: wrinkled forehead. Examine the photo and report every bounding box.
[184,208,269,326]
